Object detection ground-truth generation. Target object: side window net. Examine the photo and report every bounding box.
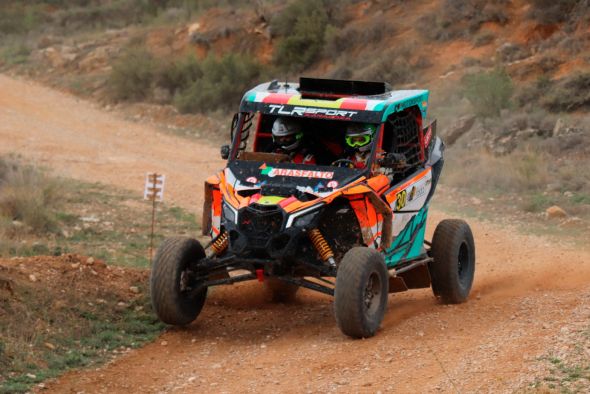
[385,110,422,180]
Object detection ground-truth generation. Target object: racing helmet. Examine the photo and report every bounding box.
[345,123,376,152]
[272,118,303,151]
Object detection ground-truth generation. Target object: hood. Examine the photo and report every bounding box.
[223,160,364,210]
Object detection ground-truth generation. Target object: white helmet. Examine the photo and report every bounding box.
[346,124,376,152]
[272,118,303,151]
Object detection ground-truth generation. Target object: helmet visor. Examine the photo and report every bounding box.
[346,134,372,148]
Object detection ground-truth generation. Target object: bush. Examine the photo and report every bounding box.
[527,0,581,24]
[272,0,329,72]
[0,156,61,234]
[0,42,31,67]
[155,54,202,96]
[173,54,265,113]
[419,0,509,41]
[541,72,590,112]
[107,47,157,102]
[324,19,394,59]
[462,68,514,118]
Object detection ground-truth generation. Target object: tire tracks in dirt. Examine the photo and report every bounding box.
[1,74,589,393]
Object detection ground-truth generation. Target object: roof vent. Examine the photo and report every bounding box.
[299,77,391,99]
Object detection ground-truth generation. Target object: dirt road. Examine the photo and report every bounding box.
[1,74,589,393]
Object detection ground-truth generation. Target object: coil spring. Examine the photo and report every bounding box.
[211,232,229,255]
[309,229,334,262]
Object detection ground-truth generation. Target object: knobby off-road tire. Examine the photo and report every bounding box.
[334,247,389,339]
[429,219,475,304]
[264,278,299,303]
[150,237,208,326]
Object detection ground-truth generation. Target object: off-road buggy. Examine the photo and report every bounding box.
[150,77,476,338]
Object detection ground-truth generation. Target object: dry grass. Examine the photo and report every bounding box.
[0,156,61,236]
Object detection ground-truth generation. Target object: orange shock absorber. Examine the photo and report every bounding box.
[211,231,229,255]
[309,228,336,267]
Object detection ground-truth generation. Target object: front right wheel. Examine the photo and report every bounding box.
[334,247,389,339]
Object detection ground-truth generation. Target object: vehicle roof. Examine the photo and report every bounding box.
[240,78,429,123]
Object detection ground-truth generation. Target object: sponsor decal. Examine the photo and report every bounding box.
[259,163,334,179]
[408,185,426,201]
[327,180,339,188]
[246,176,258,184]
[409,186,416,201]
[423,126,432,148]
[268,104,358,119]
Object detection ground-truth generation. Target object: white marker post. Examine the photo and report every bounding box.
[144,173,165,263]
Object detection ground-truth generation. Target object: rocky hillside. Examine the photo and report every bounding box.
[1,0,589,221]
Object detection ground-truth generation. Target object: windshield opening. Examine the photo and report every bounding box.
[232,112,378,170]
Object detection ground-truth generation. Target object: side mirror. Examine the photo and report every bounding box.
[379,152,407,168]
[220,145,230,160]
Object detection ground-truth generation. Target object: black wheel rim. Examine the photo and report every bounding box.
[364,272,382,315]
[457,241,471,286]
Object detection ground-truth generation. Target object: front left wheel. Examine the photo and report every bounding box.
[150,237,208,326]
[334,247,389,338]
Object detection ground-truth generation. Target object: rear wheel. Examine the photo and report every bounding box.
[264,278,299,303]
[334,247,389,338]
[429,219,475,303]
[150,237,208,325]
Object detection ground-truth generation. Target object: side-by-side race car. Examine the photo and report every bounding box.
[150,77,476,338]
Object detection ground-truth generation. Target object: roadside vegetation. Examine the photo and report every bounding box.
[0,155,200,393]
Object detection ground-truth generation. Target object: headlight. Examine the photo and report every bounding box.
[222,202,237,224]
[287,207,322,229]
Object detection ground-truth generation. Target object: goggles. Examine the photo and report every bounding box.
[345,134,372,148]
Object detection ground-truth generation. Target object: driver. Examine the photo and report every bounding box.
[272,117,316,164]
[345,123,376,168]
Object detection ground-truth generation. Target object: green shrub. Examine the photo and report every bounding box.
[173,54,265,113]
[155,54,202,96]
[0,42,31,67]
[107,47,157,102]
[272,2,329,72]
[541,72,590,112]
[462,68,513,118]
[527,0,581,24]
[419,0,508,41]
[0,156,61,234]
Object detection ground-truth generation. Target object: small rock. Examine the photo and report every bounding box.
[90,269,98,276]
[44,342,56,350]
[188,376,197,383]
[86,257,95,265]
[29,274,38,282]
[70,262,80,269]
[161,341,168,346]
[129,286,140,294]
[26,373,36,379]
[546,206,567,220]
[260,344,267,349]
[563,191,574,198]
